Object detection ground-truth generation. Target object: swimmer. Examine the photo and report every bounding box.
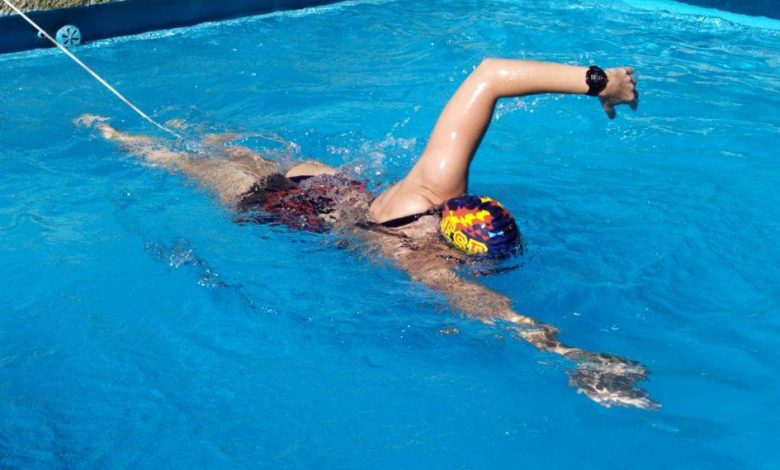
[78,58,653,409]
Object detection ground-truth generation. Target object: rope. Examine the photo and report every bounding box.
[2,0,181,139]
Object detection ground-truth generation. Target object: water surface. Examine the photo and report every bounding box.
[1,0,779,466]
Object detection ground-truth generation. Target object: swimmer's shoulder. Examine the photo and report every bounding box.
[368,179,439,225]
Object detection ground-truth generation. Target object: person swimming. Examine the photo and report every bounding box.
[77,58,653,409]
[233,171,521,258]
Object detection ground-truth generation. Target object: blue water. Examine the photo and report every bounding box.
[2,0,779,466]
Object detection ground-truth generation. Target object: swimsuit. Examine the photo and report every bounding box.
[236,173,368,233]
[237,172,440,233]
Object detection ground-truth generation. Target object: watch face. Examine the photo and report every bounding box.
[588,71,604,84]
[586,67,607,95]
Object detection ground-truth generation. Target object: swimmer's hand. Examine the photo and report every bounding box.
[599,67,638,119]
[567,351,659,410]
[510,322,657,409]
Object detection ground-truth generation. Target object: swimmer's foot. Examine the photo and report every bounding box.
[567,351,659,410]
[75,114,119,139]
[165,118,191,130]
[75,114,110,128]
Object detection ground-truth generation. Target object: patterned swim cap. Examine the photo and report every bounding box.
[440,195,521,256]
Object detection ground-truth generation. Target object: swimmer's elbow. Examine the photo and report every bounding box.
[474,58,519,79]
[470,58,510,98]
[478,57,499,68]
[474,58,498,80]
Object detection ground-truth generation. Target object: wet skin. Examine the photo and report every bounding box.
[77,58,655,409]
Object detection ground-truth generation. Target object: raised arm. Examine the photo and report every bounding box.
[369,59,637,223]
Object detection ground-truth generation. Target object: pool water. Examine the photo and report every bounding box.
[1,0,779,466]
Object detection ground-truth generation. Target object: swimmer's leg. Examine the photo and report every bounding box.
[76,115,277,203]
[198,131,336,179]
[285,161,337,179]
[76,114,187,168]
[204,133,336,179]
[202,132,336,179]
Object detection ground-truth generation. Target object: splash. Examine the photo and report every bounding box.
[144,238,226,288]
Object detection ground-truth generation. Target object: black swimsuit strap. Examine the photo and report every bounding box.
[287,174,314,183]
[371,207,441,229]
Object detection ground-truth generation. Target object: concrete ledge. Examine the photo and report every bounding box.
[0,0,115,15]
[0,0,341,54]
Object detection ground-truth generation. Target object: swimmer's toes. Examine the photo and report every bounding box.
[75,114,110,128]
[165,118,190,130]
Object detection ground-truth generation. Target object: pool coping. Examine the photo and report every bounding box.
[0,0,342,54]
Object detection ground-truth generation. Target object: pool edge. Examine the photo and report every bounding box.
[0,0,344,54]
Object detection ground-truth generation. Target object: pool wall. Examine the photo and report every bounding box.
[2,0,778,55]
[0,0,341,53]
[679,0,779,19]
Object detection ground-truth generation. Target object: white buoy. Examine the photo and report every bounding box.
[55,24,82,47]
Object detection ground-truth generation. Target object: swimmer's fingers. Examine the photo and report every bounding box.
[568,363,660,410]
[600,66,639,119]
[625,75,639,111]
[629,90,640,111]
[600,90,639,119]
[566,351,659,410]
[569,370,660,410]
[568,350,649,376]
[602,101,617,119]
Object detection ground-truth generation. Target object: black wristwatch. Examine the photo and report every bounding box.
[585,65,608,96]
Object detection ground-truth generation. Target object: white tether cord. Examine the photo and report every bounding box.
[2,0,181,138]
